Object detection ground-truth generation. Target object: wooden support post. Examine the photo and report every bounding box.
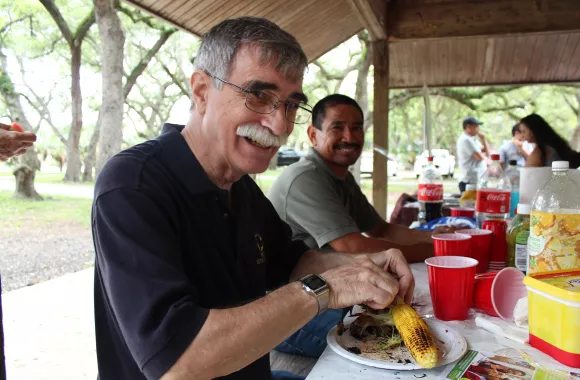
[372,39,389,219]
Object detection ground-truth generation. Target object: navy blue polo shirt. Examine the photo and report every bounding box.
[92,123,308,380]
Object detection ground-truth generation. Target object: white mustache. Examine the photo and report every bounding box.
[236,123,288,148]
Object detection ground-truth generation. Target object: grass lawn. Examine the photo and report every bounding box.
[0,171,93,185]
[0,191,93,229]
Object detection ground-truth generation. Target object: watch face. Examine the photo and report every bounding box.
[304,275,326,290]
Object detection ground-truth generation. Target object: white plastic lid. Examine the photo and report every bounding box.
[552,161,569,170]
[466,184,477,191]
[517,203,531,215]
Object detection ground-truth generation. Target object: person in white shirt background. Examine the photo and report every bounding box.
[456,116,489,193]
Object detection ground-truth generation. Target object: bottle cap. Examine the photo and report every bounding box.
[428,156,434,162]
[552,161,569,170]
[509,159,517,166]
[517,203,531,215]
[466,184,476,191]
[491,154,500,161]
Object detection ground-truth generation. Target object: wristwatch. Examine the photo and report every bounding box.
[299,274,329,315]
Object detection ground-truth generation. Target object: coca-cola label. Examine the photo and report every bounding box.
[476,189,510,214]
[418,184,443,201]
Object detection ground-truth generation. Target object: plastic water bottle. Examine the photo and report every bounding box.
[505,159,520,217]
[528,161,580,273]
[476,154,511,226]
[418,156,444,223]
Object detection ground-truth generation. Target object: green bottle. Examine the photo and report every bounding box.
[506,203,530,273]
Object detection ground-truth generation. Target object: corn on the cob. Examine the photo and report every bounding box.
[392,302,439,369]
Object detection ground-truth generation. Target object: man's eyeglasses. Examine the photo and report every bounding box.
[204,70,312,124]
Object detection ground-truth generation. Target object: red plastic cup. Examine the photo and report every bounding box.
[450,207,476,217]
[426,256,478,321]
[482,219,508,271]
[432,233,472,257]
[472,268,527,320]
[473,272,499,317]
[455,229,492,274]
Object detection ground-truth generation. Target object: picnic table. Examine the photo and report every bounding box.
[305,263,566,380]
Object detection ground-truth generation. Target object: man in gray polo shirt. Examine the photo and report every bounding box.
[498,124,532,168]
[269,94,438,261]
[268,94,446,359]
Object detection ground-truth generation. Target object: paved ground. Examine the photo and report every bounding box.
[3,268,97,380]
[0,223,94,292]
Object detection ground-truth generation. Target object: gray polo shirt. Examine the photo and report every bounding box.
[498,141,525,167]
[268,148,383,250]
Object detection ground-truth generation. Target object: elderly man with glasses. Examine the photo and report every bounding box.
[92,17,414,380]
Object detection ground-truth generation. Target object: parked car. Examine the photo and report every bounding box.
[413,149,456,178]
[276,147,304,166]
[360,151,398,177]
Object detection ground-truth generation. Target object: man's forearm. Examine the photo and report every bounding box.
[372,222,433,245]
[290,249,362,281]
[162,282,317,380]
[480,136,490,155]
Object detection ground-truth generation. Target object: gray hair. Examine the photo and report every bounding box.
[193,17,308,88]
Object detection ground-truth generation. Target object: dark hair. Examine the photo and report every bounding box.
[311,94,364,130]
[511,124,520,137]
[520,113,580,168]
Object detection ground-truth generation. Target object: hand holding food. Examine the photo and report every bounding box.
[322,255,401,310]
[0,122,37,161]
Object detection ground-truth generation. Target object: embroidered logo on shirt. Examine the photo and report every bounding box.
[255,233,265,264]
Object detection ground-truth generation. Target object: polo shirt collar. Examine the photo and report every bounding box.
[307,147,346,181]
[156,123,218,196]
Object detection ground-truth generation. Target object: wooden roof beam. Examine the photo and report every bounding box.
[347,0,387,41]
[387,0,580,40]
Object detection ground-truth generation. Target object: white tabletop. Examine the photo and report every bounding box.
[305,263,565,380]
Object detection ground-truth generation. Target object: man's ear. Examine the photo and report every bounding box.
[190,70,210,115]
[307,125,318,146]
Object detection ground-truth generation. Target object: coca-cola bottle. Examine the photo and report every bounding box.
[475,154,512,225]
[418,156,444,223]
[476,154,511,271]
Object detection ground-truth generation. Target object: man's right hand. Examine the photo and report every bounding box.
[321,254,402,310]
[0,124,37,161]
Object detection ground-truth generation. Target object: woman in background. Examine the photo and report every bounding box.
[519,113,580,168]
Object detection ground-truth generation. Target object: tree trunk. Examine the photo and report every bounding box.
[39,1,95,182]
[268,153,278,170]
[0,50,42,199]
[351,34,372,185]
[571,124,580,152]
[95,0,126,174]
[82,121,100,182]
[13,165,41,200]
[63,46,84,182]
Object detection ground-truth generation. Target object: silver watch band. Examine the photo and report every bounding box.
[300,274,330,315]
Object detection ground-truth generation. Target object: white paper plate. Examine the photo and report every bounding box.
[327,319,467,370]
